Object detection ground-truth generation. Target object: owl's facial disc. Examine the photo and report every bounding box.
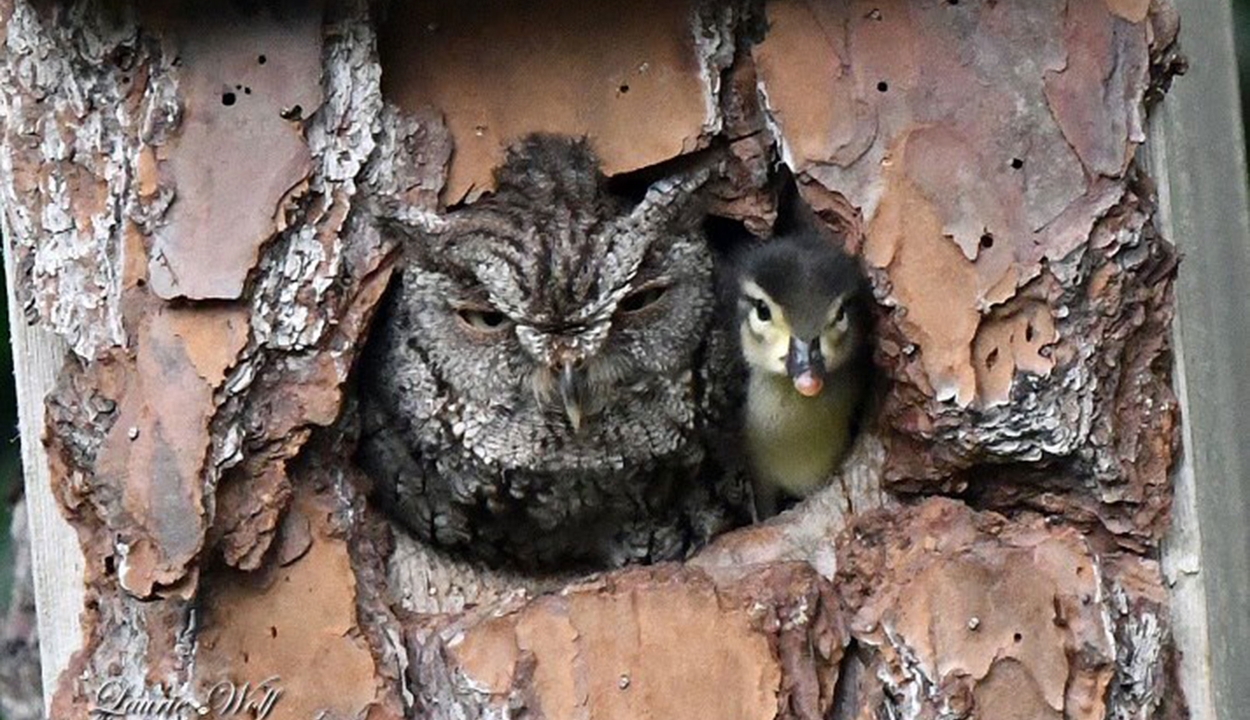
[544,279,675,434]
[558,358,586,433]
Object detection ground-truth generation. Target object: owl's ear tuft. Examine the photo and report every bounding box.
[370,190,449,231]
[374,215,452,269]
[628,167,714,232]
[376,213,449,239]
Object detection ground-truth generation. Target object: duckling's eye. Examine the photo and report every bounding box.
[457,307,510,332]
[753,299,772,323]
[619,285,668,313]
[831,305,847,326]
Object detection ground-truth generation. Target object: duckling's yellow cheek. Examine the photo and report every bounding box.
[741,324,789,375]
[820,328,853,370]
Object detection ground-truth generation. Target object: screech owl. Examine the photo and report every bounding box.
[356,135,748,570]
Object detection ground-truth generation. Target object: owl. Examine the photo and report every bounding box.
[357,135,748,570]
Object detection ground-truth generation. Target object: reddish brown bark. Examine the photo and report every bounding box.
[0,0,1185,718]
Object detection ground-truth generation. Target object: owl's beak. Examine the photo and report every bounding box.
[559,359,585,433]
[786,336,826,397]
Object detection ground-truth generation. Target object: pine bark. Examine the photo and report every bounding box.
[0,1,1187,719]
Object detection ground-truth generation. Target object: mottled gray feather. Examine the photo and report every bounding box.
[357,135,748,570]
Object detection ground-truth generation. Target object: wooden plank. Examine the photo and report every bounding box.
[1,232,83,710]
[1148,1,1250,717]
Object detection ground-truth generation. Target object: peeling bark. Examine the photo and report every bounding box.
[0,0,1188,718]
[837,499,1117,720]
[378,0,741,205]
[407,562,844,720]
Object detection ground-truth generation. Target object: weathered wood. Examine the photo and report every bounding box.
[1,229,81,709]
[1148,0,1250,717]
[0,0,1199,718]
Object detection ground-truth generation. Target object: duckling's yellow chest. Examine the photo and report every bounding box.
[745,372,859,498]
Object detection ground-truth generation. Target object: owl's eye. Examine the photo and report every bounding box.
[753,298,772,323]
[618,285,669,314]
[456,307,510,333]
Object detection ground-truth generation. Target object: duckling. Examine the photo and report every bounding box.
[734,231,870,516]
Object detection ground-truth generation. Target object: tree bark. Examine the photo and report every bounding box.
[0,1,1188,719]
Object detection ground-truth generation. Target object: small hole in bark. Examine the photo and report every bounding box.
[948,0,959,5]
[1013,632,1023,643]
[1011,157,1024,169]
[258,54,267,65]
[980,233,994,249]
[111,47,136,71]
[135,278,146,288]
[618,84,630,94]
[280,104,303,121]
[244,87,252,95]
[269,626,278,638]
[1025,323,1035,342]
[221,92,237,106]
[876,81,889,92]
[121,75,130,84]
[243,651,250,663]
[104,555,116,575]
[985,347,999,369]
[1052,597,1068,627]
